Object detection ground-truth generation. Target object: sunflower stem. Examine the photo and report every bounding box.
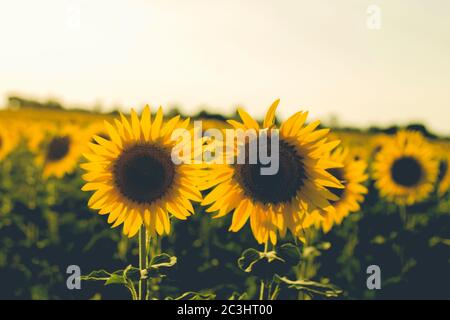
[259,241,270,300]
[138,226,148,300]
[263,241,269,253]
[267,282,273,300]
[259,281,265,300]
[270,284,281,300]
[399,205,407,228]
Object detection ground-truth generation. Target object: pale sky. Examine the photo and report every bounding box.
[1,0,449,134]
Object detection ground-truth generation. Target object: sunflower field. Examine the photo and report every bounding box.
[0,101,449,300]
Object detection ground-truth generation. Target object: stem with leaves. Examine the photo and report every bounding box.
[138,226,148,300]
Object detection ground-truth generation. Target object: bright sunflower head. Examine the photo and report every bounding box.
[0,123,19,161]
[303,147,368,233]
[373,130,438,206]
[36,125,86,178]
[199,100,344,245]
[81,106,203,238]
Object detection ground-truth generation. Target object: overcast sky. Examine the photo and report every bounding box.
[1,0,449,134]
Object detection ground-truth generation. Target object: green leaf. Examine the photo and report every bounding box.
[104,273,127,286]
[237,244,302,279]
[80,269,111,282]
[150,253,177,269]
[123,264,141,282]
[274,275,343,298]
[277,243,301,266]
[147,253,177,278]
[228,292,248,300]
[237,248,263,273]
[118,265,139,300]
[81,267,138,287]
[166,291,216,300]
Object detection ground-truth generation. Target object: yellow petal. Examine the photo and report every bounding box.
[128,213,143,238]
[151,106,164,141]
[237,108,259,130]
[119,112,133,140]
[227,119,246,130]
[201,182,233,206]
[161,115,180,137]
[230,199,251,232]
[104,121,123,149]
[263,99,280,128]
[131,109,141,140]
[141,104,152,141]
[166,202,188,220]
[157,207,171,234]
[82,182,111,192]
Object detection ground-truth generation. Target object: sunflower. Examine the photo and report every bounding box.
[199,100,344,245]
[80,106,203,238]
[0,123,19,161]
[25,122,53,153]
[437,150,450,196]
[36,124,86,178]
[303,147,368,233]
[373,130,438,206]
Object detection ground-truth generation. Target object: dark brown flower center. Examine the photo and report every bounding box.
[46,136,71,162]
[113,144,175,204]
[234,138,305,204]
[391,156,423,187]
[327,168,346,200]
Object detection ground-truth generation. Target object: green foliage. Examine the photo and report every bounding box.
[274,275,342,298]
[166,291,216,300]
[238,243,301,279]
[81,253,178,299]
